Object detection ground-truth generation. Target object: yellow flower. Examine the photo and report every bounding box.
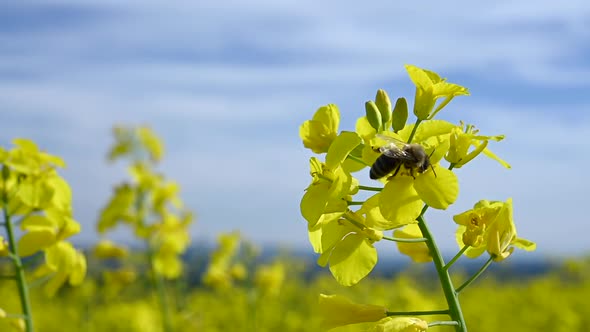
[230,263,248,280]
[300,158,352,228]
[254,262,285,297]
[319,294,387,330]
[368,317,429,332]
[394,224,431,263]
[202,232,242,290]
[32,242,87,296]
[454,198,536,260]
[405,65,469,120]
[299,104,340,153]
[17,212,81,257]
[446,122,509,169]
[93,240,129,259]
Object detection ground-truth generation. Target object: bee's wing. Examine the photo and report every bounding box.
[374,134,418,162]
[379,146,409,159]
[375,134,408,149]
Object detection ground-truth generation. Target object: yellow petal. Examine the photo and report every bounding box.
[18,227,56,257]
[380,177,423,226]
[361,194,414,230]
[394,224,431,263]
[327,233,378,286]
[414,165,458,210]
[319,294,387,330]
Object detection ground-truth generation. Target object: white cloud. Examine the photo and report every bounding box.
[1,1,589,254]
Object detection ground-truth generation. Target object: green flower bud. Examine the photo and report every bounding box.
[365,101,382,131]
[375,89,392,125]
[392,97,408,132]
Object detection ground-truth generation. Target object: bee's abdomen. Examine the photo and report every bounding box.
[370,155,399,180]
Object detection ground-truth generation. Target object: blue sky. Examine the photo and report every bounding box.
[1,1,589,257]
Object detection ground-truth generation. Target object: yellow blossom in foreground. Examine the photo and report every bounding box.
[368,317,428,332]
[319,294,387,330]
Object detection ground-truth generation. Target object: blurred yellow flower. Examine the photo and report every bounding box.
[254,262,285,296]
[93,240,129,259]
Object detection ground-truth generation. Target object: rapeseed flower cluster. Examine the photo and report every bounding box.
[300,65,535,331]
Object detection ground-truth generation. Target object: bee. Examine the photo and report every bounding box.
[370,134,436,180]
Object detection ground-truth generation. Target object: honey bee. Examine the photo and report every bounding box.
[370,134,435,180]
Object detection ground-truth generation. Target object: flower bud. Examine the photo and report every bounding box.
[375,89,392,125]
[365,101,383,131]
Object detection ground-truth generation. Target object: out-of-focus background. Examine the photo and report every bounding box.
[1,0,589,255]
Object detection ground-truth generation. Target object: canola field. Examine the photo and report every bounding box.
[1,254,588,332]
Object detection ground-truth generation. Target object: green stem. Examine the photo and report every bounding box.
[147,247,174,332]
[417,215,467,332]
[358,185,382,192]
[386,309,449,316]
[346,201,364,206]
[406,118,423,143]
[346,154,371,167]
[342,213,366,230]
[444,245,470,271]
[429,321,461,327]
[3,199,34,332]
[135,189,173,332]
[382,235,427,243]
[456,255,494,293]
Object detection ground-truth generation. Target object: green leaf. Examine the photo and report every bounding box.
[328,233,377,286]
[414,166,458,210]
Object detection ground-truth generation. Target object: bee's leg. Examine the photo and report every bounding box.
[392,164,402,177]
[409,168,416,179]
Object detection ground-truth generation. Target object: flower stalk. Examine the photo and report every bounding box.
[2,190,34,332]
[417,214,467,332]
